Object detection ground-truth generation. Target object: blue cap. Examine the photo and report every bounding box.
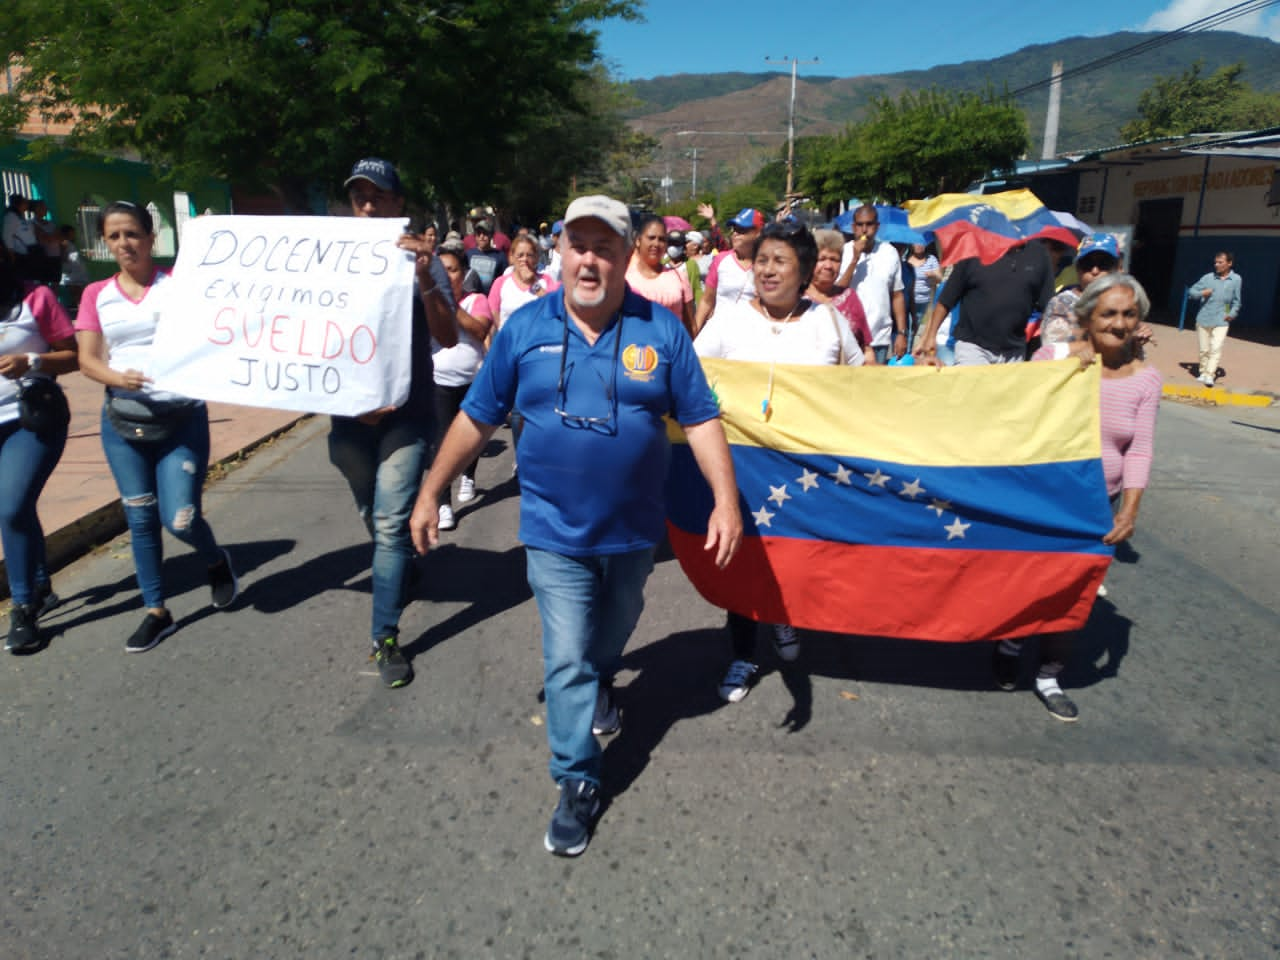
[1076,233,1119,262]
[551,220,564,235]
[344,158,403,195]
[728,208,765,231]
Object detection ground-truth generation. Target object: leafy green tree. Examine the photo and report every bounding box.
[1120,61,1280,142]
[798,88,1028,206]
[1,0,638,210]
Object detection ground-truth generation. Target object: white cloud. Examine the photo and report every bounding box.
[1142,0,1280,41]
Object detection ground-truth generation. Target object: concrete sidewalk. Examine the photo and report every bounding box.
[2,319,1275,596]
[5,370,302,594]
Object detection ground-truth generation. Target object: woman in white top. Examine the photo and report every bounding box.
[695,220,864,704]
[486,234,558,331]
[433,244,494,530]
[74,201,238,654]
[0,258,79,653]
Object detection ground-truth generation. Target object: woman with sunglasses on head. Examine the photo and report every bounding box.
[625,215,695,336]
[75,201,238,654]
[695,221,865,704]
[1,258,78,654]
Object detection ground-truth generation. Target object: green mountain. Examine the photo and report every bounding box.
[622,31,1280,196]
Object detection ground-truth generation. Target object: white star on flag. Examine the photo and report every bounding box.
[753,505,776,527]
[900,478,925,500]
[927,498,952,518]
[863,467,890,488]
[796,469,820,492]
[945,518,971,540]
[830,464,852,485]
[768,485,791,506]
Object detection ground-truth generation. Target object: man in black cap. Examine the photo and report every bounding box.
[328,157,458,688]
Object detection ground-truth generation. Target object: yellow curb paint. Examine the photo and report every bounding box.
[1162,385,1274,407]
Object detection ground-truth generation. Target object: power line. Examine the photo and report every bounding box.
[1008,0,1280,98]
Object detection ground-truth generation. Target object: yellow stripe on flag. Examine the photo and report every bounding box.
[673,358,1101,468]
[905,189,1047,228]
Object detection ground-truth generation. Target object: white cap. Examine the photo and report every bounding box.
[686,230,704,244]
[563,195,631,241]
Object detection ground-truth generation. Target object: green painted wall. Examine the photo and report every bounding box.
[1,139,231,279]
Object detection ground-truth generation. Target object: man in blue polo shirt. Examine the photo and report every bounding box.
[410,194,742,857]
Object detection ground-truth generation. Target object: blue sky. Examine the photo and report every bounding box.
[596,0,1280,80]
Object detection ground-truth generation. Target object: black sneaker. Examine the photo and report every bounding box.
[6,604,41,654]
[372,637,412,688]
[208,549,239,609]
[544,780,601,857]
[126,610,176,653]
[1036,687,1080,723]
[33,583,60,620]
[992,644,1020,691]
[592,682,620,736]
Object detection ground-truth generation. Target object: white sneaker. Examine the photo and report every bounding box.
[719,659,758,703]
[437,504,456,531]
[457,476,477,504]
[772,624,801,661]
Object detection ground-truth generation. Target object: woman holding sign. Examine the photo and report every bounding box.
[74,201,239,654]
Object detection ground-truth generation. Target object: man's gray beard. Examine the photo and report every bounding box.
[569,276,607,310]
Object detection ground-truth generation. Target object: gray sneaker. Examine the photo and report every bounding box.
[544,780,601,856]
[6,604,40,654]
[372,637,412,688]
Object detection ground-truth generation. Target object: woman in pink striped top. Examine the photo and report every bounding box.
[1002,273,1162,722]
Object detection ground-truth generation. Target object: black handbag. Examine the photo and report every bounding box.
[17,377,70,437]
[105,394,189,444]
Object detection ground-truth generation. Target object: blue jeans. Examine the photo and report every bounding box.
[0,417,66,605]
[328,414,429,642]
[525,545,655,786]
[99,403,222,609]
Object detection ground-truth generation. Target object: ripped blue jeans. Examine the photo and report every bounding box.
[100,402,222,609]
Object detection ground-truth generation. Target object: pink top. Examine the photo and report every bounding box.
[829,287,872,350]
[488,272,559,329]
[1098,366,1162,496]
[625,260,692,317]
[1034,347,1162,496]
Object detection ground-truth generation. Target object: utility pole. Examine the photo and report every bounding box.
[675,130,786,199]
[765,56,820,208]
[1042,61,1064,159]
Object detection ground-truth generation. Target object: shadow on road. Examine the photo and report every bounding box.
[40,537,296,640]
[400,544,531,659]
[603,626,727,800]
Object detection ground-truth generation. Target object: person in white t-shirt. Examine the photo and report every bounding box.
[837,204,908,363]
[693,207,762,336]
[695,220,864,704]
[433,244,494,530]
[74,201,240,654]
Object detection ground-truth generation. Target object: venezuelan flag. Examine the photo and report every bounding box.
[905,189,1079,267]
[666,358,1113,641]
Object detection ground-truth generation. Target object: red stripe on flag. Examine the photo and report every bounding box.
[668,526,1108,641]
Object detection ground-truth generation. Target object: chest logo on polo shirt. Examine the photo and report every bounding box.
[621,343,659,382]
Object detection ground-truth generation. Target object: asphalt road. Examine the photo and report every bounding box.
[2,400,1278,959]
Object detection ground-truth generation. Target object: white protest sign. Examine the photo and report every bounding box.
[149,215,415,416]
